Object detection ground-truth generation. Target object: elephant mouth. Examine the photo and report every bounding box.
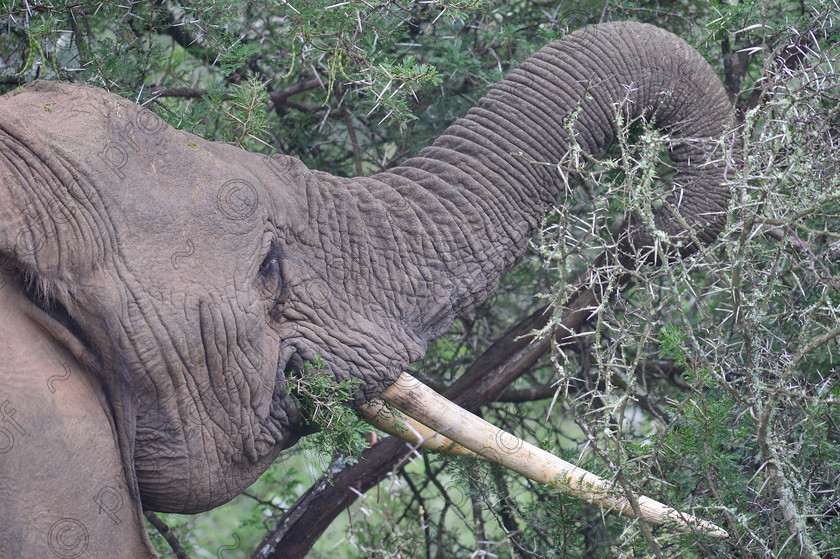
[273,345,319,443]
[281,346,306,378]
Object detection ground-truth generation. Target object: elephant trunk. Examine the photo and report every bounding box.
[331,25,733,533]
[354,21,731,342]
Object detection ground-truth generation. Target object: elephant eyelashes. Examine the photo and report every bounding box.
[258,242,284,295]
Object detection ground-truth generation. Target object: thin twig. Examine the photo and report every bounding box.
[143,510,190,559]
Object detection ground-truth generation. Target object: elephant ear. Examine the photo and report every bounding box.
[1,83,147,503]
[0,108,53,277]
[0,82,132,302]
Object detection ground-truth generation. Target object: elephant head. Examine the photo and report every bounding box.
[0,21,731,555]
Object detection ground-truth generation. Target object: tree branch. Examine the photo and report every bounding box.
[146,79,324,115]
[144,510,190,559]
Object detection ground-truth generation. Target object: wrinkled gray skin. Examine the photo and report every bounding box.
[0,22,730,556]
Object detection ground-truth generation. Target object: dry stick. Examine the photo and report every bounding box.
[252,254,629,559]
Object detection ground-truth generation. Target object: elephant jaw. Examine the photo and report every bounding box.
[361,372,729,539]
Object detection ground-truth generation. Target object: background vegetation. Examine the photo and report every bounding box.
[1,0,838,557]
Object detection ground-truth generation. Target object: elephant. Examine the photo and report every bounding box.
[0,21,732,556]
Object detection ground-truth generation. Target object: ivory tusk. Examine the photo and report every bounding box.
[378,372,729,539]
[358,398,480,458]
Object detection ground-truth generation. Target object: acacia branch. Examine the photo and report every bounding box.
[341,104,364,176]
[269,78,323,105]
[146,79,324,114]
[144,510,190,559]
[148,86,210,99]
[497,359,674,423]
[489,465,531,559]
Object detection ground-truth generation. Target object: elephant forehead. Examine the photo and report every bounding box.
[15,86,288,276]
[6,82,286,231]
[88,116,273,236]
[100,166,269,296]
[3,83,309,246]
[111,174,266,274]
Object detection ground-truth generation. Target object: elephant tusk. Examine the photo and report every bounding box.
[378,372,729,539]
[358,398,480,458]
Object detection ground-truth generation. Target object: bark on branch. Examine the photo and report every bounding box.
[144,510,190,559]
[147,79,324,114]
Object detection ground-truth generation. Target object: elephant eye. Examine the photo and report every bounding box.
[258,242,284,294]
